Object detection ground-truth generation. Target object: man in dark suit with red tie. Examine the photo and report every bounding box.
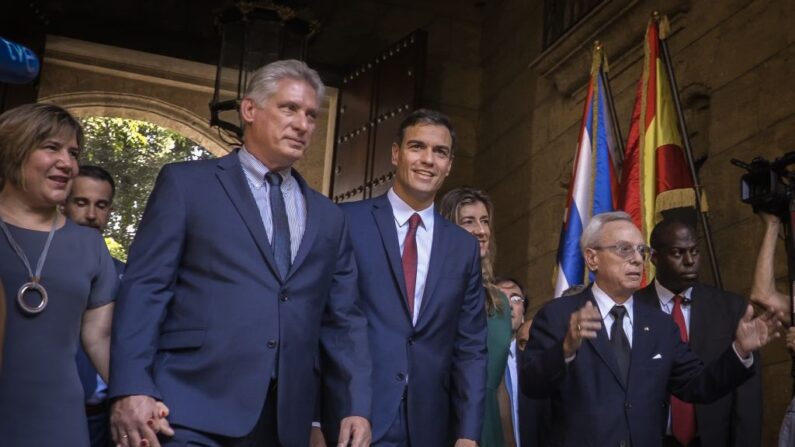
[521,211,779,447]
[325,109,488,447]
[635,218,762,447]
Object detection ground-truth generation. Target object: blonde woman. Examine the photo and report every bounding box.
[440,187,514,447]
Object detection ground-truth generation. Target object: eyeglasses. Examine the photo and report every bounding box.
[591,242,652,261]
[509,294,525,304]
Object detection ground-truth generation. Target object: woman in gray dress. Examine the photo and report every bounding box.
[0,103,118,445]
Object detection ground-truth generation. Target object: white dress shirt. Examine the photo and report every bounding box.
[592,282,634,346]
[387,187,435,326]
[654,279,693,335]
[507,339,520,446]
[239,147,306,261]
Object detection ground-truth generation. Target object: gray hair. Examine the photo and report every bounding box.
[580,211,634,252]
[244,59,325,106]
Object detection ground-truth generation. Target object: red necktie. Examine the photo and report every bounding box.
[671,294,696,446]
[402,213,421,319]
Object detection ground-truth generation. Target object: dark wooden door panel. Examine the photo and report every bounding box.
[331,30,426,203]
[332,130,369,203]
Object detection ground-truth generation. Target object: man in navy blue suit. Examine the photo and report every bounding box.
[109,60,371,447]
[520,211,780,447]
[326,109,487,447]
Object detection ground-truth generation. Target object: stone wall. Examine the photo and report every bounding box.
[475,0,794,443]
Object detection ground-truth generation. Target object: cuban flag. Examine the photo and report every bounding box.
[553,45,621,298]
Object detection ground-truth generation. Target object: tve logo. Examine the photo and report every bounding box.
[0,36,40,84]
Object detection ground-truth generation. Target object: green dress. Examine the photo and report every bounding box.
[480,290,513,447]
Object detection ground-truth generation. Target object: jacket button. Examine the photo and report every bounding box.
[624,402,632,409]
[280,293,288,302]
[396,373,406,381]
[267,340,278,349]
[408,337,415,345]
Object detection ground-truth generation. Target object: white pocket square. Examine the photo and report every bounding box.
[652,353,663,360]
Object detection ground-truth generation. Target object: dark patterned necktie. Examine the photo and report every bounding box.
[265,172,291,279]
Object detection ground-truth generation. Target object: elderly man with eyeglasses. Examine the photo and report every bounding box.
[519,211,782,447]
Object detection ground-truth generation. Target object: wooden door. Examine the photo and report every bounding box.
[331,30,426,202]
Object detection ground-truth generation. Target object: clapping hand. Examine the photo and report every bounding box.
[563,301,602,359]
[734,305,784,358]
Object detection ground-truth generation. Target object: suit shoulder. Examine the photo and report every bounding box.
[338,198,378,217]
[695,282,748,313]
[158,157,222,182]
[537,292,585,316]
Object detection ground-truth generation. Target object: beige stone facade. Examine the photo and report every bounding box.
[468,0,794,443]
[20,0,793,441]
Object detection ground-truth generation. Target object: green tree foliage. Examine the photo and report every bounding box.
[79,117,213,260]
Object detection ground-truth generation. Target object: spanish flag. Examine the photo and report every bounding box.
[619,14,695,246]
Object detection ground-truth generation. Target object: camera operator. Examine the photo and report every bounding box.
[748,212,795,446]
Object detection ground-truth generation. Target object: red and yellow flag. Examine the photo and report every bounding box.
[619,15,695,245]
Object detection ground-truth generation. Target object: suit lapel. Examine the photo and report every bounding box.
[285,170,317,282]
[688,283,708,354]
[371,195,411,317]
[416,212,448,328]
[583,290,627,389]
[215,151,281,280]
[628,300,654,388]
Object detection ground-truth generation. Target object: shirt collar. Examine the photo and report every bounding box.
[653,279,692,307]
[238,146,292,189]
[387,188,434,230]
[592,282,634,324]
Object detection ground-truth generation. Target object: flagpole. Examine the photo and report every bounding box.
[594,41,626,164]
[655,13,724,289]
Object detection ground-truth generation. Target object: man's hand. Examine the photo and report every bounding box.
[310,426,326,447]
[337,416,370,447]
[563,301,602,358]
[786,327,795,352]
[110,395,174,447]
[734,305,783,358]
[454,439,478,447]
[759,211,781,227]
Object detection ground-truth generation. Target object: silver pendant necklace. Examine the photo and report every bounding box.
[0,212,57,315]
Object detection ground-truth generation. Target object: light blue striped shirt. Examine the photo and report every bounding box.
[238,147,306,261]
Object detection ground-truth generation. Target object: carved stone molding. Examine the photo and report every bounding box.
[529,0,691,97]
[40,92,229,156]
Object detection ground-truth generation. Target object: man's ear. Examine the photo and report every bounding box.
[391,143,400,168]
[584,247,599,272]
[240,97,257,125]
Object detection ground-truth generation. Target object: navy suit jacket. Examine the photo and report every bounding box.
[109,151,371,445]
[520,288,753,447]
[514,348,551,447]
[635,282,762,447]
[326,194,487,446]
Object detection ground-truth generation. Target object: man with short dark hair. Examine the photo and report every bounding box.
[635,218,762,447]
[329,108,487,447]
[63,165,122,447]
[64,165,116,232]
[521,211,779,447]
